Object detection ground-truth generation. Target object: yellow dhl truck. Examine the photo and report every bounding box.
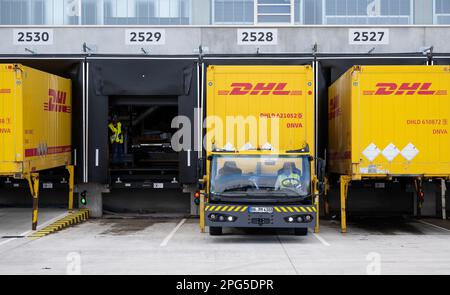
[200,65,324,236]
[0,64,73,229]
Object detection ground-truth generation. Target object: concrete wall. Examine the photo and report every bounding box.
[0,26,449,55]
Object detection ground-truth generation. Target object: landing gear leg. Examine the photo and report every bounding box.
[26,173,40,230]
[340,176,351,233]
[441,179,447,220]
[199,193,205,233]
[66,165,74,213]
[414,178,424,219]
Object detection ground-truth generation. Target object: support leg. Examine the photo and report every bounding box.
[324,177,330,217]
[340,176,351,233]
[414,178,424,219]
[66,165,74,212]
[314,193,320,233]
[199,193,205,233]
[26,173,40,231]
[441,179,447,220]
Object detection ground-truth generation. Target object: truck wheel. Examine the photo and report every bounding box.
[294,228,308,236]
[209,227,223,236]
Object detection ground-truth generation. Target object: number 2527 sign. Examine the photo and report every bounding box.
[349,29,390,45]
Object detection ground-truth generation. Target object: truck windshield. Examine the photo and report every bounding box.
[210,155,311,199]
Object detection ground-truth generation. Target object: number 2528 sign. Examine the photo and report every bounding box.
[237,29,278,45]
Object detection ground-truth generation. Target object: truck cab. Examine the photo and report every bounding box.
[204,149,318,235]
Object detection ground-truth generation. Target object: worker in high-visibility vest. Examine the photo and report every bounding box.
[275,162,305,194]
[108,115,124,167]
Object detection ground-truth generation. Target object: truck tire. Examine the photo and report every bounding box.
[209,227,223,236]
[294,228,308,236]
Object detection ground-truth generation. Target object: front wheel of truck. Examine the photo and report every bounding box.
[294,228,308,236]
[209,227,223,236]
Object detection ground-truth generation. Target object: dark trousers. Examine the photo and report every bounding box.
[112,143,124,165]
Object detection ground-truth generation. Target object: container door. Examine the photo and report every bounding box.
[0,66,19,167]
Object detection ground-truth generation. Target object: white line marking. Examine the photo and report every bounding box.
[313,233,331,246]
[160,218,186,247]
[187,150,191,167]
[0,212,69,247]
[417,220,450,232]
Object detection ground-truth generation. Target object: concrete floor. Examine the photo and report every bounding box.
[0,208,450,275]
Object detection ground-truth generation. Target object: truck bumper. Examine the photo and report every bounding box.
[204,204,317,228]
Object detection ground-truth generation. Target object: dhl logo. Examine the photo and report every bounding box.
[364,83,448,96]
[218,83,305,96]
[44,89,71,113]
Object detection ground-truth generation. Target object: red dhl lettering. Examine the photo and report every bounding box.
[0,128,11,134]
[219,83,304,96]
[44,89,71,113]
[369,83,447,96]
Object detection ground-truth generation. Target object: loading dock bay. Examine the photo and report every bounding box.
[1,53,450,275]
[0,209,450,275]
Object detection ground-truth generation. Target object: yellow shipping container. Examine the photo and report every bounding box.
[201,65,320,235]
[329,65,450,179]
[206,65,315,155]
[0,64,72,176]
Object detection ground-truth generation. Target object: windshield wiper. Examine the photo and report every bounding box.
[215,192,249,197]
[222,185,255,193]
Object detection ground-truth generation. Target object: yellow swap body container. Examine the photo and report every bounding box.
[206,65,315,155]
[0,64,72,177]
[329,65,450,178]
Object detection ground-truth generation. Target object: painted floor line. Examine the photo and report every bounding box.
[160,218,187,247]
[313,233,331,246]
[0,212,69,247]
[417,220,450,232]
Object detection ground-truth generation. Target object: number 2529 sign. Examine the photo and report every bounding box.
[125,29,166,45]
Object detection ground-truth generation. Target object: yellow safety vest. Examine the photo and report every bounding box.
[108,122,123,144]
[277,172,301,189]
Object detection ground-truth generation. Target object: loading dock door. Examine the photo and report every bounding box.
[86,57,199,185]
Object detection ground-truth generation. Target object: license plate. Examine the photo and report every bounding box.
[43,183,53,189]
[153,183,164,189]
[249,207,273,214]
